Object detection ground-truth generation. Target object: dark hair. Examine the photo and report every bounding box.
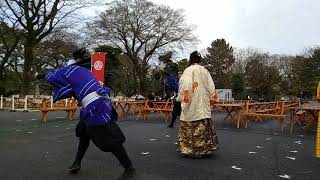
[189,51,202,66]
[73,48,87,60]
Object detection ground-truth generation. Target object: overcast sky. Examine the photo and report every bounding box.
[148,0,320,55]
[82,0,320,56]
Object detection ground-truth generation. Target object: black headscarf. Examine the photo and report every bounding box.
[189,51,202,66]
[72,48,91,69]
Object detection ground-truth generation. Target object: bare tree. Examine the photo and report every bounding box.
[232,47,260,74]
[89,0,197,94]
[244,52,281,100]
[0,0,93,95]
[34,30,79,69]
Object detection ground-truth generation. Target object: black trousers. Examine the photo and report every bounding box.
[74,120,132,169]
[169,101,181,126]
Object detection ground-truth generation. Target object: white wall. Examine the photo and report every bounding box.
[216,89,232,101]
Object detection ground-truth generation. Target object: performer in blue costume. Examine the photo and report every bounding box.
[42,49,135,179]
[165,73,181,128]
[163,60,181,128]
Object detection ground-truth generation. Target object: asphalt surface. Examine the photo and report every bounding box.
[0,110,319,180]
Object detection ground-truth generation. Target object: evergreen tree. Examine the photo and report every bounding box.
[203,38,235,88]
[291,48,320,97]
[230,73,245,100]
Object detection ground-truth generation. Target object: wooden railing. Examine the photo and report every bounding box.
[243,101,299,131]
[39,97,79,123]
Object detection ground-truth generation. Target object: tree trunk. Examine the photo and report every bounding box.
[21,44,34,96]
[0,59,7,95]
[35,83,40,97]
[138,66,147,96]
[130,56,143,95]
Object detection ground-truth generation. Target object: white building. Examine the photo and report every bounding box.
[216,89,232,101]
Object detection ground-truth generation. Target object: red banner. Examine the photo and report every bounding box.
[91,52,106,85]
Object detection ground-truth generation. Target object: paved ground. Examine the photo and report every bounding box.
[0,110,319,180]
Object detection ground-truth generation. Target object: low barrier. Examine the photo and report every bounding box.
[40,97,79,123]
[243,101,299,131]
[0,95,73,112]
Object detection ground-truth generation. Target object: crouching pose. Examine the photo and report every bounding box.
[44,65,135,179]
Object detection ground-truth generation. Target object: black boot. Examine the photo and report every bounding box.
[168,123,174,128]
[68,162,81,174]
[118,167,136,180]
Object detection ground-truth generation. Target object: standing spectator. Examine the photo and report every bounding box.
[176,51,219,157]
[147,92,156,101]
[168,72,182,128]
[298,91,305,104]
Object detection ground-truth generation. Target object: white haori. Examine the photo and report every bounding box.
[177,64,216,122]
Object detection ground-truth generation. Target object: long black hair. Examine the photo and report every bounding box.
[189,51,202,66]
[73,48,87,60]
[72,48,91,69]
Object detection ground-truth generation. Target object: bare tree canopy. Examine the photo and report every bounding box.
[0,0,91,42]
[89,0,197,94]
[0,0,92,95]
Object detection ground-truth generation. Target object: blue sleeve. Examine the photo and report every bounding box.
[165,74,179,93]
[45,67,74,102]
[45,69,59,86]
[96,86,113,95]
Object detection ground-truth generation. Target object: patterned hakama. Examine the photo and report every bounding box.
[177,118,219,157]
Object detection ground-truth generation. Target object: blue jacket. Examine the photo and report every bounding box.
[45,65,113,127]
[165,73,179,93]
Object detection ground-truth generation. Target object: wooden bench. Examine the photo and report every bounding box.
[295,110,306,125]
[136,99,173,121]
[283,101,299,113]
[290,109,307,133]
[40,98,78,123]
[112,100,145,117]
[243,101,287,131]
[255,109,277,114]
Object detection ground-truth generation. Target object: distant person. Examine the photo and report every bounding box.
[298,91,305,104]
[167,72,182,128]
[147,92,156,101]
[163,56,179,98]
[176,51,219,157]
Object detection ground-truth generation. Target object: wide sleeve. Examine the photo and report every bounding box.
[176,69,192,105]
[176,79,183,102]
[45,69,59,86]
[204,70,217,101]
[96,86,113,96]
[44,68,73,102]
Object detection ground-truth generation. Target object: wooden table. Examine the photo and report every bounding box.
[216,103,245,128]
[136,100,173,121]
[290,103,320,158]
[289,104,320,133]
[113,100,145,117]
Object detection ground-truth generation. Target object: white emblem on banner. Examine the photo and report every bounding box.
[94,61,103,70]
